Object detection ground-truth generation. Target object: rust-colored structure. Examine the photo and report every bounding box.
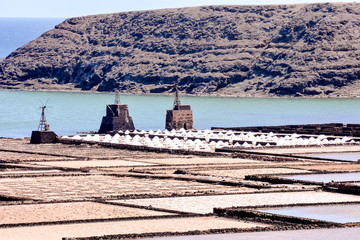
[98,91,135,133]
[165,86,193,130]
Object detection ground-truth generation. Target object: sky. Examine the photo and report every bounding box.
[1,0,359,18]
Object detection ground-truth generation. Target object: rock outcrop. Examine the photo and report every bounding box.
[1,3,360,97]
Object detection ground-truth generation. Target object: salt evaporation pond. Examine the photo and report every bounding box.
[143,227,360,240]
[282,172,360,183]
[64,130,354,152]
[258,204,360,224]
[307,152,360,162]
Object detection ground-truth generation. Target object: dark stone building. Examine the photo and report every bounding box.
[165,86,193,130]
[98,91,135,133]
[30,131,57,144]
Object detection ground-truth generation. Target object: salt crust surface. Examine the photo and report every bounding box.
[0,175,242,201]
[132,157,259,165]
[30,159,154,168]
[0,202,173,224]
[194,168,311,179]
[113,191,360,214]
[0,216,269,240]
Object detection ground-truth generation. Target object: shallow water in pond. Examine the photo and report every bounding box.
[307,152,360,162]
[142,227,360,240]
[282,172,360,183]
[259,204,360,223]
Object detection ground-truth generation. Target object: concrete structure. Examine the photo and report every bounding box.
[30,131,57,144]
[30,105,57,144]
[98,91,135,133]
[165,86,193,130]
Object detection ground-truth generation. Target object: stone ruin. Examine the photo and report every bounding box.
[165,86,193,130]
[98,91,135,133]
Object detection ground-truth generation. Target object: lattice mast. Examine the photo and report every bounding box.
[173,84,181,108]
[38,106,48,131]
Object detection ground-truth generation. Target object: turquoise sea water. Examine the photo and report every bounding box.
[1,90,360,138]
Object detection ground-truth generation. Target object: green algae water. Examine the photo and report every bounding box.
[1,90,360,138]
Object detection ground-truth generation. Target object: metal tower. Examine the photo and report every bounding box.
[38,106,49,131]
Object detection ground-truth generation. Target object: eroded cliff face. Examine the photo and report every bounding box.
[1,3,360,97]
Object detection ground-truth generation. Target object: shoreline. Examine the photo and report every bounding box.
[1,87,360,100]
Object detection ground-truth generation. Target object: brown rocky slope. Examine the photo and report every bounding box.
[1,3,360,97]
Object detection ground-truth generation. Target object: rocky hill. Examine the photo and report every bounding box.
[1,3,360,97]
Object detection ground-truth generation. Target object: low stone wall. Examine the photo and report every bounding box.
[212,123,360,137]
[244,175,322,186]
[325,183,360,196]
[213,207,344,228]
[216,148,358,162]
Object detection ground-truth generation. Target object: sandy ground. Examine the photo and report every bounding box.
[0,202,173,225]
[0,216,270,240]
[192,168,312,179]
[0,151,76,162]
[29,159,155,168]
[293,163,360,172]
[112,191,360,214]
[0,139,175,160]
[132,157,260,165]
[120,161,316,176]
[0,170,62,175]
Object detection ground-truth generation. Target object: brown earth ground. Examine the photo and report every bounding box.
[1,138,360,239]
